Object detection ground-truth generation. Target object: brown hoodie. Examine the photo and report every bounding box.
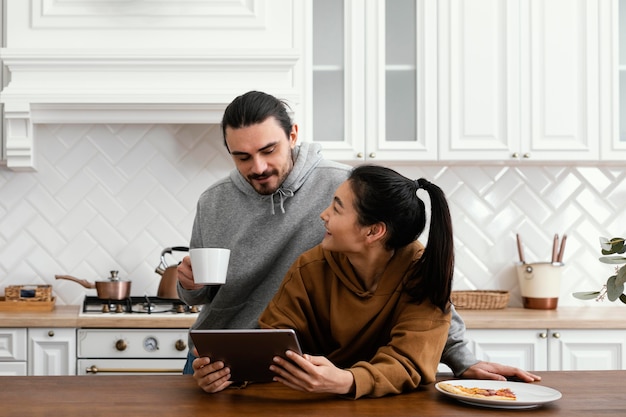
[258,241,451,399]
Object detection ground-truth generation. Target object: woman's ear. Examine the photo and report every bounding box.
[366,222,387,242]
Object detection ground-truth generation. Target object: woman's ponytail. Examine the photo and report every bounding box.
[409,178,454,312]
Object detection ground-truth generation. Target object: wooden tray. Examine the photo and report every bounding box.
[0,297,56,312]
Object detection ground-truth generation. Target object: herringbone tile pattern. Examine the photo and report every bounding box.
[1,124,624,308]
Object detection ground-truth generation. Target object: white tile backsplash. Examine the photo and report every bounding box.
[1,123,625,309]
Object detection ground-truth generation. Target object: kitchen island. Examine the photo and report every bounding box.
[0,370,621,416]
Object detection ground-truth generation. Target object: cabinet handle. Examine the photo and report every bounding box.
[511,152,519,159]
[539,332,547,339]
[356,152,364,158]
[523,153,530,159]
[48,330,55,337]
[552,332,561,339]
[369,152,376,158]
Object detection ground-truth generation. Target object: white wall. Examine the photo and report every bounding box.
[0,123,624,308]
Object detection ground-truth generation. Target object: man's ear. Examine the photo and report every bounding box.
[289,124,299,147]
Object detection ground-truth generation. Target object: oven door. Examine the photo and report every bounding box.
[77,359,185,375]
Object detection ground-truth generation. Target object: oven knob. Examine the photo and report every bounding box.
[144,336,159,352]
[115,339,127,351]
[175,339,187,351]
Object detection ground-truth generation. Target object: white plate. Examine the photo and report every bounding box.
[435,379,562,409]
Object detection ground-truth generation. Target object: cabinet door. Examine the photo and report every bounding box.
[465,329,548,371]
[0,328,27,361]
[308,0,437,161]
[0,362,27,376]
[439,0,601,161]
[548,329,626,371]
[605,0,626,159]
[28,328,76,376]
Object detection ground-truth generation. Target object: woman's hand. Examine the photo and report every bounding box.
[269,350,355,395]
[192,354,233,393]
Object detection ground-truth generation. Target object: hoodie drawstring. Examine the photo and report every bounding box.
[270,188,295,215]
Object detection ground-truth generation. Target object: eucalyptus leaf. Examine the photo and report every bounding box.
[617,266,626,286]
[601,238,626,255]
[573,236,626,305]
[609,238,625,254]
[572,291,601,300]
[606,275,624,302]
[598,256,626,264]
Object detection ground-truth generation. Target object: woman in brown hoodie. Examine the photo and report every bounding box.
[259,164,455,399]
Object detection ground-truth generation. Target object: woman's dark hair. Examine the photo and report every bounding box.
[348,165,454,312]
[221,91,293,149]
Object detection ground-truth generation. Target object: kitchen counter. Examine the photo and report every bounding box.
[0,371,621,416]
[1,305,624,329]
[459,306,626,329]
[0,305,198,328]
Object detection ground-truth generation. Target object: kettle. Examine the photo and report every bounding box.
[155,246,189,299]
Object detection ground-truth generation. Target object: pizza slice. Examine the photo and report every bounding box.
[438,382,517,401]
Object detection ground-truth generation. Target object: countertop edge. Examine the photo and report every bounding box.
[1,305,625,329]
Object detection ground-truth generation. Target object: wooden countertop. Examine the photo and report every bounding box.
[1,305,625,329]
[459,306,626,329]
[0,305,197,328]
[0,371,621,416]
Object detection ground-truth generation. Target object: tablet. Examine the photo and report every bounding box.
[189,329,303,383]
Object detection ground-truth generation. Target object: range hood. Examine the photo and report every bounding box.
[0,49,301,171]
[0,0,305,171]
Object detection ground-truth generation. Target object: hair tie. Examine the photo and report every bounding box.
[414,179,422,196]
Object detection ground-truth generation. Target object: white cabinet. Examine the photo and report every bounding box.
[0,328,27,376]
[466,329,626,371]
[28,328,76,376]
[309,0,612,162]
[438,0,604,161]
[609,0,626,159]
[306,0,437,161]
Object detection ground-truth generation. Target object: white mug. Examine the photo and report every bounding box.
[190,248,231,285]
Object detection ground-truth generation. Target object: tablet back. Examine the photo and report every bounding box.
[189,329,303,383]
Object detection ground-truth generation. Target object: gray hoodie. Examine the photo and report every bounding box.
[179,142,350,331]
[179,142,477,375]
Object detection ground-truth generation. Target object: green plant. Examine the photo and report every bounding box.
[573,237,626,304]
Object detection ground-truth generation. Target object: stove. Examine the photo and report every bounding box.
[81,295,199,315]
[77,296,199,375]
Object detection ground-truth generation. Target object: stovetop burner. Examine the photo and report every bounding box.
[82,295,197,314]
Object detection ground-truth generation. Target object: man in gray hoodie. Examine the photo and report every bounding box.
[177,91,540,392]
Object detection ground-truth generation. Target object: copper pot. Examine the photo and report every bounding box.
[55,271,131,300]
[155,246,188,299]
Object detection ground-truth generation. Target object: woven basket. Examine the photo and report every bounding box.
[5,285,53,302]
[451,290,510,310]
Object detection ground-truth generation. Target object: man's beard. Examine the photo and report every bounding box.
[248,170,282,195]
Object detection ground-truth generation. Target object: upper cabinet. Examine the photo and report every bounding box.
[304,0,437,161]
[608,0,626,159]
[307,0,618,162]
[439,0,604,161]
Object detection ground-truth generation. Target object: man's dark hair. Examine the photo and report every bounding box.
[221,91,293,149]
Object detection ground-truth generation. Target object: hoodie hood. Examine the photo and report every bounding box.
[229,142,324,214]
[322,242,424,298]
